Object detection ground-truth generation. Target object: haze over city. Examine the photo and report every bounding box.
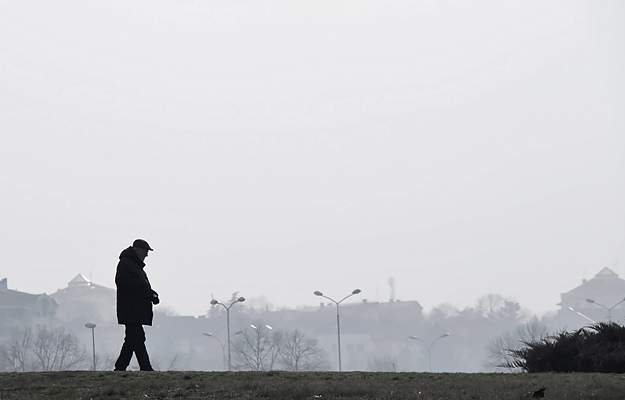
[1,0,623,319]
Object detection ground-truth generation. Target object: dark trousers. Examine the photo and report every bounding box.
[114,324,153,371]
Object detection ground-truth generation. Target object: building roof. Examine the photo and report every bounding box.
[51,273,114,297]
[0,284,58,324]
[50,273,115,306]
[48,274,116,323]
[0,279,56,309]
[560,267,625,308]
[595,267,618,277]
[0,289,41,308]
[68,273,91,287]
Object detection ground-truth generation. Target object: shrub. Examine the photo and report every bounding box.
[506,322,625,373]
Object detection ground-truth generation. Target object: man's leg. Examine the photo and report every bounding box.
[114,325,136,371]
[127,324,154,371]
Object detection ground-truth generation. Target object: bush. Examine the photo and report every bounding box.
[506,322,625,373]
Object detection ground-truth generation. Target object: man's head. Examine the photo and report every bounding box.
[132,239,153,261]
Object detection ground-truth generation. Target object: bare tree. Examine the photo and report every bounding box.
[0,327,32,372]
[279,329,328,371]
[232,323,281,371]
[517,318,548,341]
[232,326,328,372]
[477,293,506,316]
[475,293,530,328]
[485,331,518,372]
[31,326,87,371]
[95,352,116,371]
[485,318,548,372]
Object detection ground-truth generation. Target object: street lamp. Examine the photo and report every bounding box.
[210,296,245,371]
[204,331,243,371]
[314,288,361,371]
[408,333,450,372]
[84,323,96,371]
[586,297,625,322]
[203,333,226,371]
[568,307,596,323]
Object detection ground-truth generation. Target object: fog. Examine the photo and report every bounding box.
[1,0,623,322]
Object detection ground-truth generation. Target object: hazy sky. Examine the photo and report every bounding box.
[1,0,623,318]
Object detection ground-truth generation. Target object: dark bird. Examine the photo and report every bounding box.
[532,387,546,398]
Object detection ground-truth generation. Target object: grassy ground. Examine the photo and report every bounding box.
[1,371,625,400]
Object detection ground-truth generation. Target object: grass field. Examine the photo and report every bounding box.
[1,371,624,399]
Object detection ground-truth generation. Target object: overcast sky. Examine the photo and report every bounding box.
[1,0,623,318]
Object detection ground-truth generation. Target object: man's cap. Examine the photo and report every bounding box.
[133,239,153,251]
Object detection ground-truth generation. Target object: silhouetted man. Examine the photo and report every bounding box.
[114,239,159,371]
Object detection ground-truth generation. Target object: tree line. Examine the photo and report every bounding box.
[0,326,94,372]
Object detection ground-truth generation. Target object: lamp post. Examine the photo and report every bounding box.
[408,333,450,372]
[204,331,243,371]
[568,307,596,323]
[314,288,361,371]
[203,333,226,371]
[210,296,245,371]
[84,323,96,371]
[586,297,625,322]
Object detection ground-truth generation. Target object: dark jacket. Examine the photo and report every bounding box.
[115,247,159,326]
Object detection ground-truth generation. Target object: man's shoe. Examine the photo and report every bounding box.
[140,366,155,371]
[113,368,126,371]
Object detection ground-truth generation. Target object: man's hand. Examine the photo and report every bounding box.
[152,290,160,305]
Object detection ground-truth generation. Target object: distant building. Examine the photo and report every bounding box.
[559,267,625,312]
[554,267,625,328]
[49,273,116,324]
[0,278,58,333]
[48,274,122,359]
